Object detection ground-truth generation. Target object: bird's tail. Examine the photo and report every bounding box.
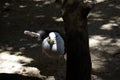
[24,30,40,39]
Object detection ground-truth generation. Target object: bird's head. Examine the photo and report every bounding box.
[48,32,56,45]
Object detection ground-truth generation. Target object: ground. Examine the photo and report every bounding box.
[0,0,120,80]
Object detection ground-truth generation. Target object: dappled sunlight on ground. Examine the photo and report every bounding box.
[0,51,44,77]
[88,0,120,79]
[89,35,120,48]
[100,23,118,30]
[0,0,120,80]
[0,51,33,63]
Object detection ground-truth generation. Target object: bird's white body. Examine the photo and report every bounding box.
[42,32,64,58]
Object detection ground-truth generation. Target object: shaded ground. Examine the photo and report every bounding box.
[0,0,120,80]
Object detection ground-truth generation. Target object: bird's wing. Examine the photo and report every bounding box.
[56,33,65,54]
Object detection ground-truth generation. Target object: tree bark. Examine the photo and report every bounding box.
[62,0,94,80]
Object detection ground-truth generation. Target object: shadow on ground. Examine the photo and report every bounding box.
[0,73,42,80]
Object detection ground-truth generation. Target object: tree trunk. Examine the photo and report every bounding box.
[62,0,94,80]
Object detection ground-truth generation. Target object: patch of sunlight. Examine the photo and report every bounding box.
[89,35,107,47]
[116,18,120,24]
[43,1,51,5]
[18,67,44,78]
[0,61,22,73]
[14,52,23,56]
[109,4,120,9]
[0,51,33,64]
[33,0,55,4]
[5,2,10,6]
[95,0,106,3]
[35,15,45,18]
[88,12,103,18]
[109,20,115,23]
[92,61,105,70]
[30,43,39,48]
[19,5,27,8]
[89,35,114,48]
[35,4,42,7]
[108,4,114,7]
[89,38,100,47]
[110,17,120,24]
[108,4,120,9]
[19,47,26,52]
[111,39,120,47]
[116,5,120,9]
[52,17,63,22]
[0,51,44,78]
[44,0,55,5]
[91,54,101,61]
[33,0,42,2]
[101,39,112,46]
[90,18,104,21]
[100,23,118,30]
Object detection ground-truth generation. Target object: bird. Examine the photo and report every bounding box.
[42,32,65,58]
[24,30,65,59]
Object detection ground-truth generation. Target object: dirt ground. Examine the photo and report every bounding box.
[0,0,120,80]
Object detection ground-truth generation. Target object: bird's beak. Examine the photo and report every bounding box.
[49,39,54,45]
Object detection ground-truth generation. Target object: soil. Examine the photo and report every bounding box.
[0,0,120,80]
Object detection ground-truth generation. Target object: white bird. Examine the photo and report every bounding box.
[24,30,65,58]
[42,32,65,58]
